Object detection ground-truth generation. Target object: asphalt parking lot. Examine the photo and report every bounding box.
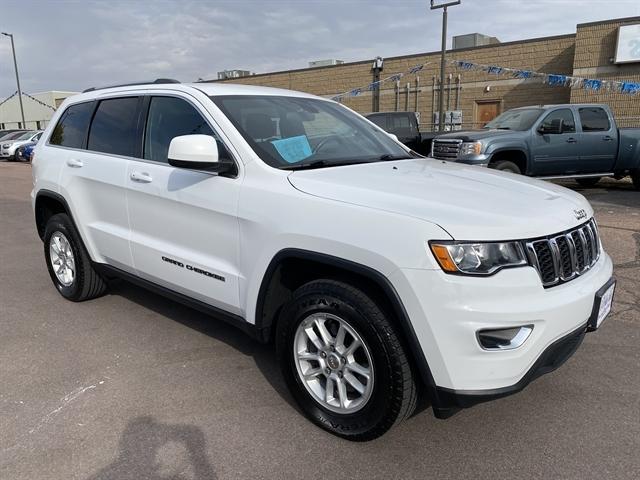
[1,161,638,480]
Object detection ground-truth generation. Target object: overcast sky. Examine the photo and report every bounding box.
[1,0,639,98]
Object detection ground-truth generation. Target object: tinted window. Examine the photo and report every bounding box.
[50,102,94,148]
[88,97,140,156]
[144,96,229,163]
[540,109,576,133]
[367,115,387,130]
[579,107,610,132]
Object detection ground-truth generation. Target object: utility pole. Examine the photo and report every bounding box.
[1,32,26,128]
[371,56,384,112]
[430,1,460,132]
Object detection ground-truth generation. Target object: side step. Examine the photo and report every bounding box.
[536,172,614,180]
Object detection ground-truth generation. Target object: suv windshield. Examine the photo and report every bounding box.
[212,95,412,169]
[484,108,543,131]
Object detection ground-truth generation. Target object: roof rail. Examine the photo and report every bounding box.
[82,78,180,93]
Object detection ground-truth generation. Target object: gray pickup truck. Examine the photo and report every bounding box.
[431,104,640,188]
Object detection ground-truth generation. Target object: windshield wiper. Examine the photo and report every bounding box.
[495,127,511,130]
[279,159,371,171]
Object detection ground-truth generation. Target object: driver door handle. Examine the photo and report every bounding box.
[130,171,153,183]
[603,136,613,142]
[566,138,577,143]
[66,158,84,168]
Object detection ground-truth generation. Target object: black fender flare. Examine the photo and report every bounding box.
[255,248,448,411]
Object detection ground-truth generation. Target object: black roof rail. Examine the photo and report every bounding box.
[82,78,181,93]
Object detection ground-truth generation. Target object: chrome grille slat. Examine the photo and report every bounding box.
[525,219,600,288]
[432,139,462,160]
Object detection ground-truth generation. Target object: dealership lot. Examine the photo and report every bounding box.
[0,162,638,479]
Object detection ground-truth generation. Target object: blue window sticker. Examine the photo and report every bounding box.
[271,135,312,163]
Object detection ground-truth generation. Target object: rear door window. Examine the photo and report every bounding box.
[49,102,95,148]
[578,107,610,132]
[87,97,140,157]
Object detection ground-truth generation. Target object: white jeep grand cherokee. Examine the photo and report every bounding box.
[31,80,615,440]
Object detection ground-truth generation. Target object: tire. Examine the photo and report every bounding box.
[575,177,601,187]
[490,160,521,174]
[632,171,640,191]
[276,279,417,441]
[43,213,107,301]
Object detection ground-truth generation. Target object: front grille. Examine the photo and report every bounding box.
[525,219,600,287]
[432,139,462,160]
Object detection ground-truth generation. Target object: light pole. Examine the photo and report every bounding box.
[1,32,26,128]
[430,1,460,132]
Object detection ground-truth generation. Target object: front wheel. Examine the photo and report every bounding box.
[276,279,417,441]
[44,213,107,301]
[490,160,522,174]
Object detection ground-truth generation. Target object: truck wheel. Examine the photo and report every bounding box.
[575,177,601,187]
[632,171,640,191]
[490,160,521,174]
[276,279,417,441]
[43,213,107,301]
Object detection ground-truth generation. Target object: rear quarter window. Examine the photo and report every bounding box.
[49,102,95,148]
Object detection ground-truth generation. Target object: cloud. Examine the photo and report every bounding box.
[0,0,639,97]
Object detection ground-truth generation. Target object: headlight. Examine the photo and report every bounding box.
[2,144,9,148]
[430,241,527,275]
[459,141,482,156]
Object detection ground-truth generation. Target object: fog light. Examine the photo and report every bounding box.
[477,325,533,350]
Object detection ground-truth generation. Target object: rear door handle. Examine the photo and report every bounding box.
[66,158,84,168]
[130,171,153,183]
[566,138,577,143]
[603,136,613,141]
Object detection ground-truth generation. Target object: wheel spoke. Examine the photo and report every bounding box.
[344,339,361,357]
[314,318,334,347]
[335,324,347,351]
[297,352,320,362]
[303,367,323,380]
[337,378,348,408]
[345,362,371,380]
[344,372,366,395]
[303,326,324,351]
[325,376,335,403]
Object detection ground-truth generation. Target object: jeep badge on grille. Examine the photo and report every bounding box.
[574,209,587,220]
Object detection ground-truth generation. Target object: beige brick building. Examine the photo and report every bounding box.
[210,16,640,130]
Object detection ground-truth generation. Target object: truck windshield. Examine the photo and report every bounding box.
[484,108,543,131]
[211,95,412,170]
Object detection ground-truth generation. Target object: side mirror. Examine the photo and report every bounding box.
[538,118,563,135]
[168,134,222,171]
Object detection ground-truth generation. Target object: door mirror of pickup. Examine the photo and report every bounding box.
[538,118,564,135]
[168,135,231,173]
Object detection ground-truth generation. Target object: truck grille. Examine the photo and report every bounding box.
[525,219,600,287]
[431,139,462,160]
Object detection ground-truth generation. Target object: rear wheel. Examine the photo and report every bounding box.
[575,177,601,187]
[490,160,521,174]
[44,213,107,301]
[276,279,417,441]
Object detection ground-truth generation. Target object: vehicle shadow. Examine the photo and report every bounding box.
[107,280,300,413]
[87,416,217,480]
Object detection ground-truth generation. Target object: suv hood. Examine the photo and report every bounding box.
[288,159,592,240]
[436,129,517,142]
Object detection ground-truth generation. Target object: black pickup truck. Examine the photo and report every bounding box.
[431,104,640,189]
[366,111,438,156]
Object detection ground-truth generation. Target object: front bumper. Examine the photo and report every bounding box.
[389,250,613,397]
